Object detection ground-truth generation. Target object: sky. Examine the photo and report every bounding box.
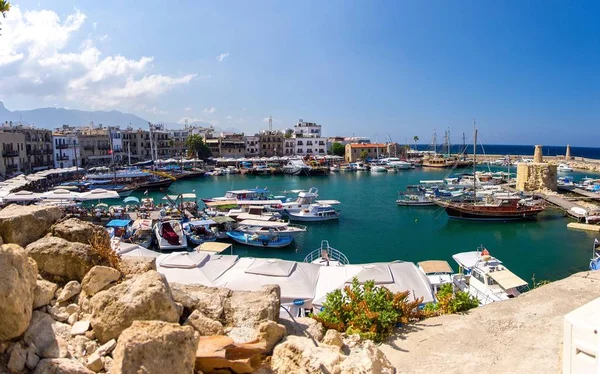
[0,1,599,146]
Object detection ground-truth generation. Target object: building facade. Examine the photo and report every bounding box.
[0,131,26,177]
[245,135,259,157]
[293,120,327,156]
[52,134,80,169]
[220,133,245,158]
[259,130,284,157]
[1,124,54,172]
[78,127,111,167]
[345,143,388,162]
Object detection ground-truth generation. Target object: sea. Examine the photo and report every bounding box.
[127,162,600,286]
[414,144,600,159]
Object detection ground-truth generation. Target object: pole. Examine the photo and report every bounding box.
[473,119,477,195]
[73,136,79,178]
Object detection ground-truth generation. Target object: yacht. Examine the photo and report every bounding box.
[387,158,413,170]
[270,188,340,213]
[282,159,312,176]
[286,203,340,222]
[557,163,573,172]
[396,191,435,206]
[154,219,188,251]
[235,219,307,238]
[370,165,387,172]
[452,247,528,305]
[203,187,271,203]
[303,240,350,267]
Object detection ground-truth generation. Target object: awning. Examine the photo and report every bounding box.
[418,260,453,274]
[187,219,217,226]
[123,196,140,204]
[106,219,132,228]
[488,270,528,290]
[195,242,233,254]
[211,216,236,224]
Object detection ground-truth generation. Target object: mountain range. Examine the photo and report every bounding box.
[0,102,240,133]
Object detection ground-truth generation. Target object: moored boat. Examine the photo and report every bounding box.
[396,191,435,206]
[225,231,293,248]
[183,219,218,245]
[286,203,340,222]
[235,219,307,238]
[154,219,188,251]
[303,240,349,266]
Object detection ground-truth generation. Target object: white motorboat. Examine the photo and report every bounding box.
[269,187,340,213]
[286,203,340,222]
[396,191,436,206]
[203,187,271,203]
[303,240,350,267]
[370,165,387,172]
[329,165,340,172]
[557,163,573,172]
[388,160,413,170]
[154,219,188,251]
[282,159,311,175]
[452,247,528,305]
[417,260,454,295]
[235,219,307,238]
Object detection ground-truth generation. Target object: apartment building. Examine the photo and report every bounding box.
[220,133,245,158]
[0,131,26,177]
[259,130,284,157]
[345,143,388,162]
[78,127,111,167]
[52,133,80,169]
[245,135,259,157]
[293,120,327,156]
[1,123,54,172]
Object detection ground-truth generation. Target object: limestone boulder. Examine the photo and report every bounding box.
[322,329,344,348]
[8,342,27,373]
[26,236,110,282]
[89,271,180,343]
[24,311,71,358]
[184,309,224,336]
[170,283,231,320]
[34,279,58,309]
[224,285,280,328]
[120,256,156,276]
[271,336,344,374]
[81,266,120,296]
[112,321,198,374]
[195,335,263,374]
[0,204,62,246]
[34,358,94,374]
[50,218,110,248]
[56,280,81,303]
[280,317,324,342]
[0,244,38,340]
[255,320,286,354]
[338,340,395,374]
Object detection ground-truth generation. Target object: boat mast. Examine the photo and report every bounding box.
[128,142,131,166]
[109,129,117,182]
[432,130,437,154]
[473,119,477,196]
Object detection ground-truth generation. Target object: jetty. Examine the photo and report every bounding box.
[567,222,600,232]
[536,192,587,220]
[557,186,600,200]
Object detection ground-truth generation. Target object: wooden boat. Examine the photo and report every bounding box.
[235,219,307,238]
[225,231,293,248]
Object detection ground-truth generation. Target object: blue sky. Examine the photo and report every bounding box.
[1,1,599,146]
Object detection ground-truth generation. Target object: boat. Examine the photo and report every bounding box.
[303,240,349,266]
[370,165,387,172]
[125,219,154,248]
[557,163,573,172]
[269,187,340,214]
[396,191,435,206]
[329,165,340,172]
[388,160,413,170]
[203,187,272,203]
[154,219,188,251]
[225,231,294,248]
[183,219,218,245]
[105,219,134,239]
[235,219,307,238]
[589,239,600,271]
[349,162,368,171]
[286,203,340,222]
[452,247,528,305]
[282,159,312,176]
[435,125,545,220]
[417,260,454,294]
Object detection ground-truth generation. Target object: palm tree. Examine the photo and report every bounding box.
[0,0,10,35]
[413,136,419,150]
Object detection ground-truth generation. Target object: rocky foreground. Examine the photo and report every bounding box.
[0,205,395,374]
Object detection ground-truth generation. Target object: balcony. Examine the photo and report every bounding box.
[56,143,70,149]
[83,145,95,151]
[6,164,18,172]
[2,150,19,157]
[57,155,69,161]
[97,145,111,150]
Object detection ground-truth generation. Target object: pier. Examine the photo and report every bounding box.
[536,192,587,220]
[557,186,600,200]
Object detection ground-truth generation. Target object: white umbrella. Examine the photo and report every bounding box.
[41,189,81,200]
[78,189,120,201]
[3,190,42,202]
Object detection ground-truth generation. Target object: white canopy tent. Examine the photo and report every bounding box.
[79,189,120,201]
[3,190,43,202]
[156,252,239,286]
[117,243,161,258]
[41,189,81,200]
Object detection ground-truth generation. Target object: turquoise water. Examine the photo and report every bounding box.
[129,167,600,284]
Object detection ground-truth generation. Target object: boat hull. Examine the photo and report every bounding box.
[226,232,293,248]
[436,201,543,221]
[286,213,340,222]
[396,200,436,206]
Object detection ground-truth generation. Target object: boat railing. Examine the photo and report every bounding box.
[452,275,491,306]
[303,240,350,265]
[287,223,308,231]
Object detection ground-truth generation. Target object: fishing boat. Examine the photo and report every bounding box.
[126,219,154,248]
[303,240,350,266]
[183,219,218,245]
[396,191,436,206]
[417,260,454,294]
[557,163,573,172]
[154,219,188,251]
[435,125,545,220]
[105,219,134,239]
[452,247,528,305]
[225,231,294,248]
[235,219,307,238]
[286,203,340,222]
[282,159,312,176]
[589,239,600,271]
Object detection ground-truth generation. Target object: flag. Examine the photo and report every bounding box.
[144,190,148,195]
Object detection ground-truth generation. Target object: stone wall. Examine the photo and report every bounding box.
[516,163,557,192]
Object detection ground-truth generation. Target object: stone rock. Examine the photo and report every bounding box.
[227,327,258,344]
[24,311,71,358]
[47,305,70,323]
[34,279,58,309]
[26,236,110,282]
[271,336,344,374]
[0,244,38,340]
[93,339,116,357]
[65,304,80,315]
[322,329,344,348]
[224,285,280,328]
[71,321,90,336]
[34,358,94,374]
[56,280,81,303]
[85,352,104,372]
[170,283,231,320]
[81,266,120,296]
[338,340,395,374]
[195,335,263,374]
[256,321,286,354]
[89,271,180,343]
[67,313,77,326]
[184,309,224,336]
[8,343,27,373]
[119,256,156,276]
[0,205,62,247]
[50,218,110,248]
[343,333,362,349]
[112,321,199,374]
[280,317,324,342]
[26,345,40,370]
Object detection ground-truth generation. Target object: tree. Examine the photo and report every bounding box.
[0,0,11,35]
[413,136,419,150]
[284,129,293,139]
[185,134,212,159]
[331,142,345,157]
[359,150,368,160]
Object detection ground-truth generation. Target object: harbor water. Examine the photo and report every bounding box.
[130,167,600,284]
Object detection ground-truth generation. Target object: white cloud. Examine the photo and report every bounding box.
[203,107,217,114]
[184,107,192,112]
[0,6,200,110]
[216,52,230,62]
[98,34,109,42]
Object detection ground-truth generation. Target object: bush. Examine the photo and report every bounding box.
[423,284,479,316]
[312,277,423,342]
[89,231,122,272]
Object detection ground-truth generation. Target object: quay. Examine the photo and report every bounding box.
[535,192,587,220]
[567,222,600,232]
[557,186,600,200]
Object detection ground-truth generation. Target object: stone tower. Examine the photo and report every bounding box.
[533,145,543,163]
[516,144,557,192]
[566,144,572,160]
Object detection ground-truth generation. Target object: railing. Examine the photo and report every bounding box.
[451,275,490,305]
[303,240,350,265]
[56,143,70,149]
[6,164,18,171]
[2,150,19,157]
[57,155,69,161]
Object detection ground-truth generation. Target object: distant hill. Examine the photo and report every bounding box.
[0,101,150,129]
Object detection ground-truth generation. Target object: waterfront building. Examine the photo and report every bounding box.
[149,124,171,160]
[259,130,284,157]
[293,119,327,156]
[108,127,124,163]
[0,130,26,178]
[244,135,259,157]
[283,137,296,156]
[219,133,245,158]
[345,143,388,162]
[51,132,80,169]
[78,126,111,167]
[167,128,189,158]
[0,123,54,172]
[205,137,221,158]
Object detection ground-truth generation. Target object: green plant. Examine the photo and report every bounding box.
[531,273,550,289]
[312,277,423,342]
[423,284,479,316]
[331,142,345,157]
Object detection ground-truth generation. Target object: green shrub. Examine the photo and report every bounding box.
[312,277,423,342]
[424,284,479,316]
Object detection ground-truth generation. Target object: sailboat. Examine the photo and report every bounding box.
[434,123,545,221]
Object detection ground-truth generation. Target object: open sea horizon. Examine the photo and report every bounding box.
[412,144,600,159]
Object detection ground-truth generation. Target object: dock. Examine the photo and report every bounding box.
[536,192,587,220]
[557,186,600,200]
[567,222,600,232]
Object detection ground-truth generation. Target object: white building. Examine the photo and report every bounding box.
[52,134,81,169]
[109,127,124,162]
[244,135,259,157]
[293,119,327,156]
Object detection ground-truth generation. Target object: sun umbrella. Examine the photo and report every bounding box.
[123,196,140,204]
[41,189,81,200]
[78,189,120,201]
[3,190,42,202]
